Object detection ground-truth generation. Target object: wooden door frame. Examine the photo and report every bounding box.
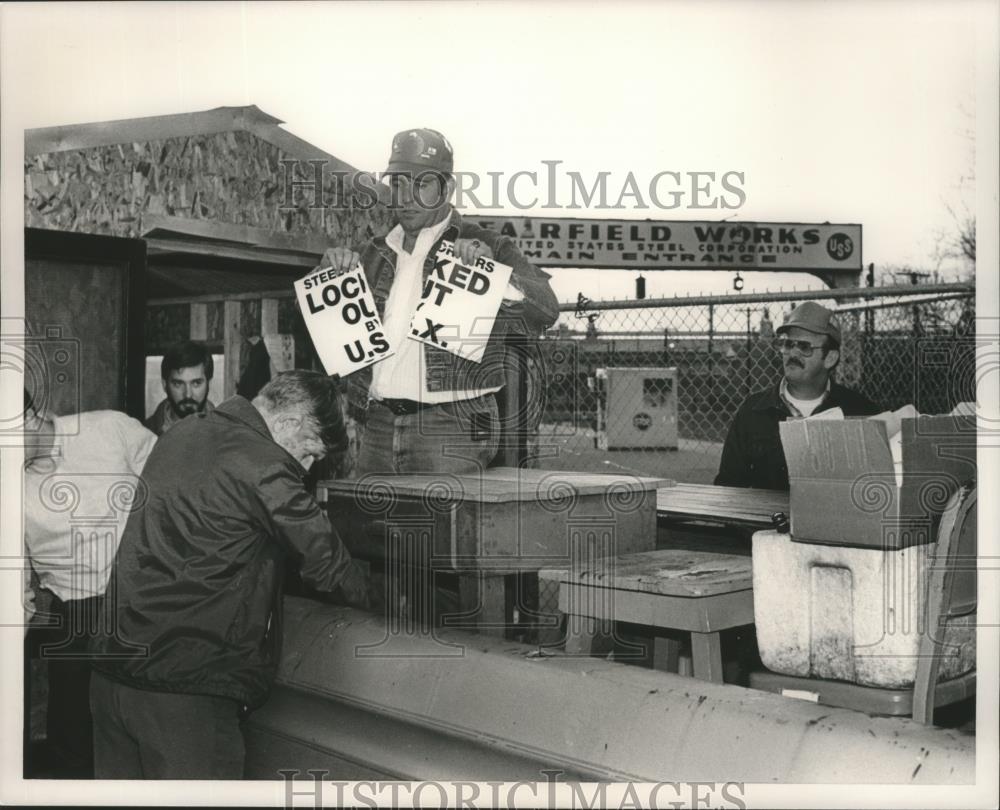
[24,228,148,420]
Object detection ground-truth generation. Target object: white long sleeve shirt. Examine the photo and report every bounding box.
[24,411,156,601]
[369,217,522,403]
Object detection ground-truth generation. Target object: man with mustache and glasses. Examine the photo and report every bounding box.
[715,301,880,491]
[145,340,215,436]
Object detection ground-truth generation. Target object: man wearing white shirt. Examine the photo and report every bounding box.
[318,128,559,475]
[22,388,156,778]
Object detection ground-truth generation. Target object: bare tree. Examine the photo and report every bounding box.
[933,101,976,278]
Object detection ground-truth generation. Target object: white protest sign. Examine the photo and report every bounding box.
[294,265,393,376]
[407,240,514,363]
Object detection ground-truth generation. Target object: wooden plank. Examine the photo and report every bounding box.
[658,511,776,529]
[652,636,682,673]
[657,483,788,528]
[144,212,338,257]
[189,302,209,341]
[663,485,788,506]
[559,583,754,634]
[658,495,787,512]
[261,298,280,337]
[493,340,523,469]
[659,499,779,517]
[659,495,786,511]
[264,334,295,373]
[557,549,752,598]
[318,469,663,502]
[484,467,668,490]
[691,632,725,683]
[150,288,296,307]
[223,299,243,399]
[455,573,508,638]
[387,469,658,499]
[146,237,316,268]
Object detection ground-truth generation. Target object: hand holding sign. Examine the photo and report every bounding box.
[453,237,492,266]
[453,238,524,302]
[408,240,514,363]
[295,264,393,376]
[319,247,361,274]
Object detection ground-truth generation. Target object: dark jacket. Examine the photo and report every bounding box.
[714,382,881,491]
[92,396,362,709]
[346,209,560,416]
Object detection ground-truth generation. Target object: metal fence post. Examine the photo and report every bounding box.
[744,307,752,397]
[707,303,715,410]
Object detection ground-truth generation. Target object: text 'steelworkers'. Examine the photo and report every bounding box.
[295,265,392,376]
[408,240,514,363]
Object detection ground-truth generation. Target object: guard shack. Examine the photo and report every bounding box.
[22,105,538,467]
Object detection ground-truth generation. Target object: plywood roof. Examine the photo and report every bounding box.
[24,105,356,175]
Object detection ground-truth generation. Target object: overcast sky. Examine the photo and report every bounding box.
[1,1,992,305]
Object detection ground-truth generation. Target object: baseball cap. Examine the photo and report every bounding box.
[385,128,454,175]
[776,301,842,346]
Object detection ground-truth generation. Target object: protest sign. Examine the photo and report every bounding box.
[408,240,514,363]
[294,265,393,376]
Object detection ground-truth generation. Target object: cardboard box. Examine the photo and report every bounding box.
[780,415,976,549]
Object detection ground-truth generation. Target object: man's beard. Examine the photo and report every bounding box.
[171,398,204,418]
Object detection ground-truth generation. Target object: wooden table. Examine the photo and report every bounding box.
[656,483,788,550]
[317,469,664,637]
[541,548,754,683]
[657,483,789,528]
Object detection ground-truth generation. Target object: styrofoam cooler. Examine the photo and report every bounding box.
[751,530,975,688]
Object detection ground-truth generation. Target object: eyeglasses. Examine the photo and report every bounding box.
[772,337,827,357]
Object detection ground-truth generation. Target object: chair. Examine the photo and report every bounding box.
[750,483,977,724]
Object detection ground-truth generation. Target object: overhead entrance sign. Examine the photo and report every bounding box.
[464,216,862,273]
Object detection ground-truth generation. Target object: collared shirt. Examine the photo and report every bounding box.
[369,212,520,403]
[24,411,156,601]
[779,378,831,418]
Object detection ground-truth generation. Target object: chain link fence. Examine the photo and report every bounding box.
[529,283,976,484]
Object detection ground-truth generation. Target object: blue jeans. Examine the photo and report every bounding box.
[355,394,501,476]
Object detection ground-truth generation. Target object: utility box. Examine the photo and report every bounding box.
[596,367,678,450]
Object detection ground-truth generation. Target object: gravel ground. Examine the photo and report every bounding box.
[533,424,723,483]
